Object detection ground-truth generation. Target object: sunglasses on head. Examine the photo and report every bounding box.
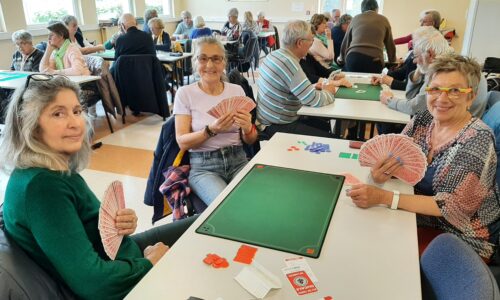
[17,74,68,113]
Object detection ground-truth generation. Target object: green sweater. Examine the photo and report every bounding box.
[3,168,153,300]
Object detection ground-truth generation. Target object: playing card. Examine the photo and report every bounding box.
[207,96,256,118]
[99,181,126,260]
[359,134,427,185]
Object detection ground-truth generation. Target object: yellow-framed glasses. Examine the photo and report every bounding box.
[425,86,473,99]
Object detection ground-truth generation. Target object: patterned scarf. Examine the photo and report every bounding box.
[315,33,328,47]
[54,39,71,70]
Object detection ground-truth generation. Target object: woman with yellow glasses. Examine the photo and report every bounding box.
[347,53,500,262]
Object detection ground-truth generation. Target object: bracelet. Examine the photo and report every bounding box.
[204,125,217,137]
[391,190,400,210]
[243,124,256,136]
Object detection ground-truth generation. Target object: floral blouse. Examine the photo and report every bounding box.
[402,110,500,259]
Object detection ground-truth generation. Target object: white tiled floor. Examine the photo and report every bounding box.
[97,114,164,151]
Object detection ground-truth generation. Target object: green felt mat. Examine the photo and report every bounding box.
[0,72,29,82]
[196,164,344,258]
[335,83,382,101]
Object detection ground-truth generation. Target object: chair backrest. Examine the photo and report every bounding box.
[240,31,258,64]
[0,205,76,299]
[421,233,500,300]
[111,54,170,119]
[273,26,280,50]
[482,91,500,188]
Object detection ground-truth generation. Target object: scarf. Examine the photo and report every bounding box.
[154,30,164,45]
[315,33,328,48]
[54,39,71,70]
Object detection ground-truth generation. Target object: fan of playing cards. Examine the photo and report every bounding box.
[358,134,427,185]
[98,181,126,260]
[207,96,256,118]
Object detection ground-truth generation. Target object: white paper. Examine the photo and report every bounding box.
[284,257,319,282]
[234,261,282,299]
[291,2,304,12]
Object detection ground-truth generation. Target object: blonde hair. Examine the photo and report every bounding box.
[0,77,93,174]
[148,17,164,30]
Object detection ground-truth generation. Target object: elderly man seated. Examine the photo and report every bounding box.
[114,13,155,60]
[257,20,344,138]
[381,26,488,119]
[10,30,44,72]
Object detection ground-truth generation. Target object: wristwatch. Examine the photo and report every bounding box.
[204,125,217,137]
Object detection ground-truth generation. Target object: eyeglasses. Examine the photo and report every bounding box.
[300,38,314,43]
[425,86,473,99]
[197,55,224,65]
[18,74,66,113]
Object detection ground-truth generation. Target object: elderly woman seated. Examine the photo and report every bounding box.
[62,15,105,55]
[221,8,241,41]
[190,16,212,39]
[173,36,258,206]
[148,17,171,52]
[348,53,500,263]
[309,13,335,71]
[10,30,44,72]
[173,10,194,40]
[40,22,90,76]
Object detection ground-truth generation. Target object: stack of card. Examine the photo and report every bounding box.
[98,181,126,260]
[207,96,256,118]
[358,134,427,185]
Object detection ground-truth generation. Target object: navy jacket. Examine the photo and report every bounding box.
[114,27,155,60]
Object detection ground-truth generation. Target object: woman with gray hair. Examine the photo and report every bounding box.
[173,10,194,39]
[173,36,257,206]
[143,8,158,35]
[189,16,212,39]
[256,11,275,54]
[221,8,241,41]
[10,30,44,72]
[62,15,105,55]
[148,17,171,52]
[0,75,195,299]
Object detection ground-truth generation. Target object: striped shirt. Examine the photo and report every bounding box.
[256,48,334,126]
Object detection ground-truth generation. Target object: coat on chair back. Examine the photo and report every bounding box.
[111,54,170,120]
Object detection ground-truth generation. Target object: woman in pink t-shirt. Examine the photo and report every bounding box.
[173,36,258,205]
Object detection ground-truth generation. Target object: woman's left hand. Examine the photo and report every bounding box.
[115,208,138,235]
[234,109,253,134]
[347,184,392,208]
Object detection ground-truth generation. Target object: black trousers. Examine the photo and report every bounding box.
[131,215,198,252]
[262,116,332,140]
[345,51,383,73]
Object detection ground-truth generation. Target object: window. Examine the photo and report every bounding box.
[0,2,5,32]
[145,0,174,18]
[96,0,132,21]
[320,0,381,17]
[22,0,77,26]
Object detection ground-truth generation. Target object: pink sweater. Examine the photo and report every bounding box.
[40,43,90,76]
[309,38,334,69]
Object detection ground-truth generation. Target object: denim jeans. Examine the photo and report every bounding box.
[189,145,248,206]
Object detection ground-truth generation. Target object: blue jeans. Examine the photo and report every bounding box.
[189,145,248,206]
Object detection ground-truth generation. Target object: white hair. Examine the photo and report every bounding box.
[282,20,311,48]
[412,26,452,57]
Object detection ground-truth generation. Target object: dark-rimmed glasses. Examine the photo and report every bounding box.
[197,55,224,65]
[425,86,473,99]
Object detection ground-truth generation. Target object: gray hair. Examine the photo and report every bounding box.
[257,11,265,18]
[148,17,164,30]
[61,15,78,26]
[331,8,341,16]
[0,77,92,173]
[361,0,378,12]
[192,36,227,81]
[119,13,137,29]
[11,30,33,44]
[180,10,192,19]
[412,26,452,57]
[282,20,311,48]
[420,9,441,30]
[323,12,332,21]
[193,16,205,28]
[144,8,158,22]
[428,53,482,95]
[228,8,239,17]
[339,14,353,25]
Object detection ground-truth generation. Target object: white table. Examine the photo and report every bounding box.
[298,73,411,137]
[258,31,276,38]
[126,133,421,300]
[0,71,100,90]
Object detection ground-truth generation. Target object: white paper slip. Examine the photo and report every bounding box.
[284,257,319,282]
[234,261,282,299]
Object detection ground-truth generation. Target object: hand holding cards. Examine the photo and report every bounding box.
[98,181,126,260]
[207,96,256,119]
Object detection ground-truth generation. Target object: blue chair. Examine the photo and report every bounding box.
[482,91,500,188]
[421,233,500,300]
